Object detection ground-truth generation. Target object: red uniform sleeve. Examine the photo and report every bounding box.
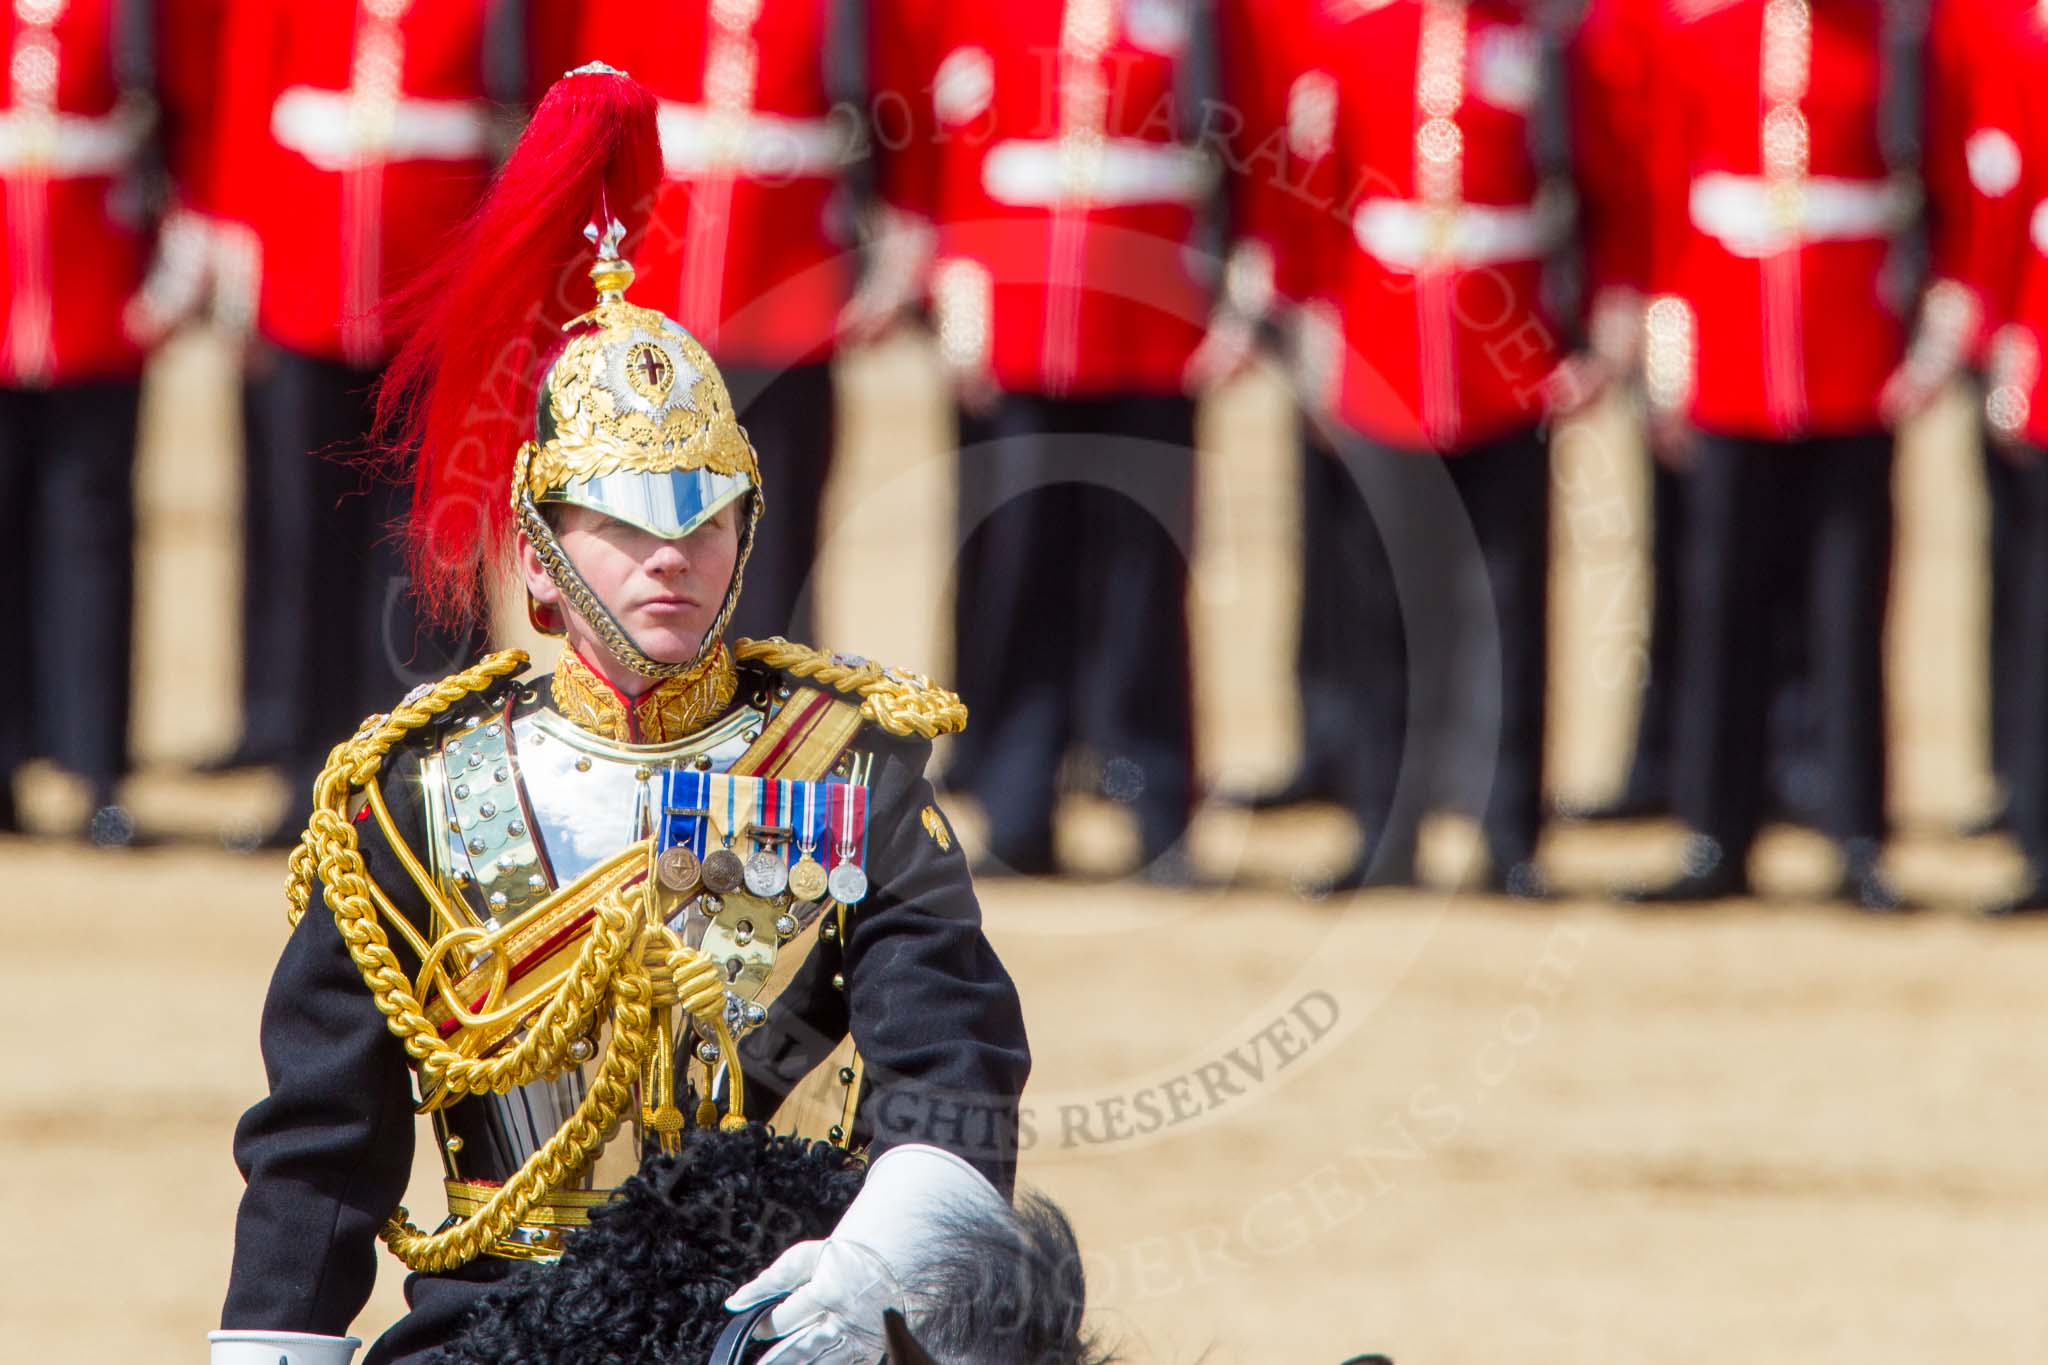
[868,0,941,220]
[1571,0,1652,298]
[1216,0,1324,309]
[1953,2,2031,337]
[203,0,286,230]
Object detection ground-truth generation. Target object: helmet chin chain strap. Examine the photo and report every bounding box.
[516,487,761,681]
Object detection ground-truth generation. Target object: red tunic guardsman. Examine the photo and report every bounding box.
[560,0,864,645]
[890,0,1219,880]
[1305,0,1572,453]
[199,0,537,837]
[1211,0,1329,339]
[1572,0,1661,383]
[1983,12,2048,446]
[0,0,208,841]
[1641,0,1929,439]
[1285,0,1574,895]
[1927,0,2032,829]
[208,0,513,365]
[1924,0,2029,371]
[915,2,1214,398]
[853,0,971,354]
[1208,0,1380,815]
[1972,0,2048,914]
[1630,0,1926,907]
[1564,0,1693,824]
[1,0,153,385]
[572,0,856,367]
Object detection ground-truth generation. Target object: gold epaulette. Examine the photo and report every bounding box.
[733,637,967,739]
[285,650,531,930]
[343,649,533,782]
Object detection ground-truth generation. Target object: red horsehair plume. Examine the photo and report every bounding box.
[371,64,663,629]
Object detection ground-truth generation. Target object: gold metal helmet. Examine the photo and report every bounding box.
[512,218,764,679]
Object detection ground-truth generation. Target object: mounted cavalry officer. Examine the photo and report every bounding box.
[214,65,1055,1365]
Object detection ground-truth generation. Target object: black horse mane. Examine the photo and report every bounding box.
[911,1192,1110,1364]
[427,1124,1112,1365]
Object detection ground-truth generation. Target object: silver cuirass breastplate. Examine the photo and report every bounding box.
[415,694,798,1190]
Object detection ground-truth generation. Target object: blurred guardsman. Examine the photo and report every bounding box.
[1211,0,1378,814]
[1628,0,1947,907]
[1296,0,1584,896]
[0,0,211,841]
[214,68,1045,1365]
[1928,0,2030,836]
[558,0,865,645]
[877,0,1220,880]
[1569,0,1678,822]
[203,0,535,830]
[1978,2,2048,915]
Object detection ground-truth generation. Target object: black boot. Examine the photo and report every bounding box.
[1982,877,2048,918]
[1623,836,1750,903]
[971,832,1059,880]
[191,737,288,776]
[1477,858,1553,901]
[1959,795,2013,839]
[1317,829,1420,895]
[1835,840,1918,914]
[1218,767,1344,811]
[84,782,143,849]
[1564,777,1669,823]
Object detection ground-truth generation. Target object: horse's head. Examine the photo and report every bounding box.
[891,1191,1106,1364]
[431,1126,1110,1364]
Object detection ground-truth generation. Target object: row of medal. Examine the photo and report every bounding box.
[655,771,871,907]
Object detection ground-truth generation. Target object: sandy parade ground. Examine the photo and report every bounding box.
[5,331,2047,1363]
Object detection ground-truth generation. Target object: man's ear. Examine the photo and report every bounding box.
[516,530,557,605]
[517,532,568,636]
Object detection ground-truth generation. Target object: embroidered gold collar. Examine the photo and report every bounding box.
[550,642,739,745]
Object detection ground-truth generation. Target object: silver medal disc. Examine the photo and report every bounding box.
[744,849,789,898]
[827,861,868,904]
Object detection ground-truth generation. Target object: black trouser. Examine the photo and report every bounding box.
[723,362,834,645]
[234,361,293,760]
[2000,444,2048,871]
[1673,430,1893,863]
[1985,414,2024,803]
[1290,420,1376,799]
[948,392,1196,868]
[1620,439,1825,822]
[252,349,482,821]
[0,381,140,798]
[1335,426,1551,874]
[1612,450,1682,805]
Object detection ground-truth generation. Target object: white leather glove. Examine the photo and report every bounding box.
[725,1144,1008,1363]
[208,1330,361,1365]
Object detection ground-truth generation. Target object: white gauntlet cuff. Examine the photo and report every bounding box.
[209,1330,361,1365]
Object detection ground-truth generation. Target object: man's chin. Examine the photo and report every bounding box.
[618,624,711,668]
